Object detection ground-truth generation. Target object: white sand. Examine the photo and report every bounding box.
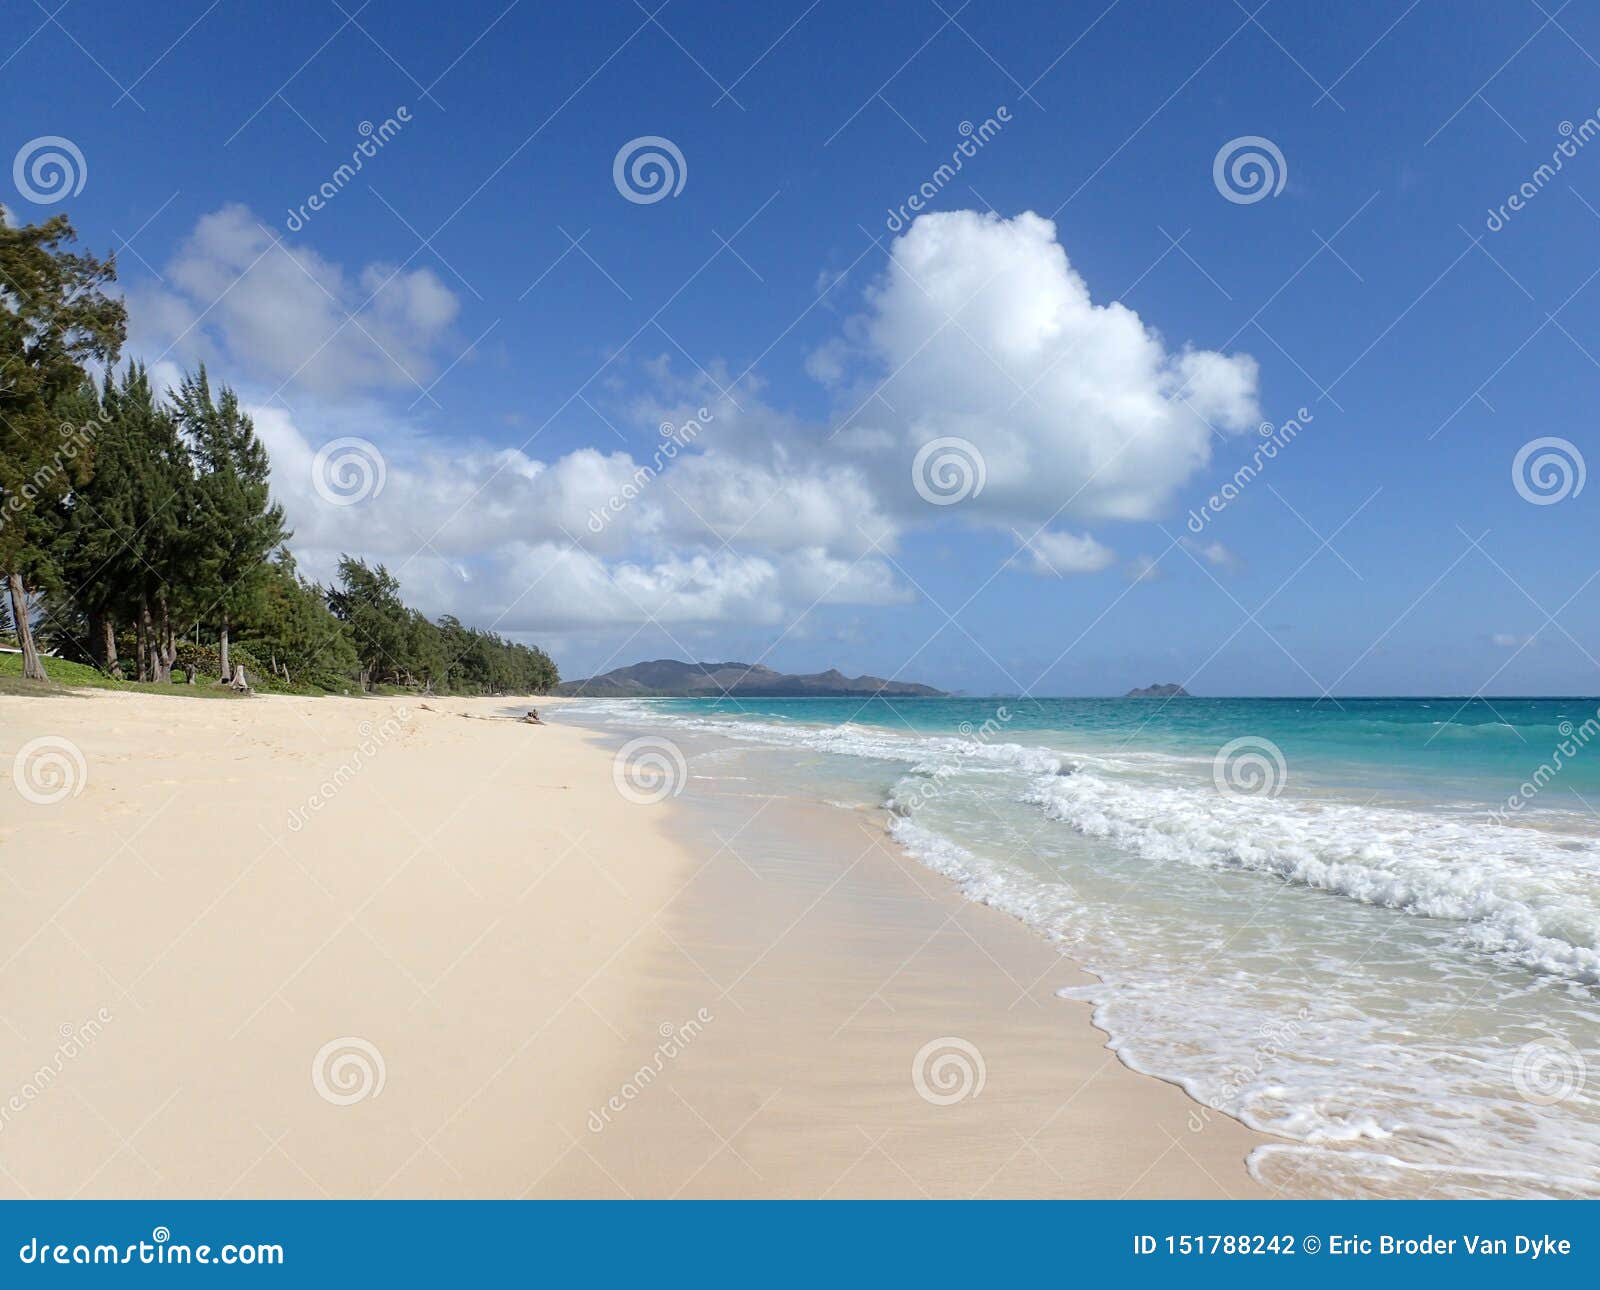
[0,689,1269,1197]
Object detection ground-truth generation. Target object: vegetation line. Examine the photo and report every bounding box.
[1,214,558,697]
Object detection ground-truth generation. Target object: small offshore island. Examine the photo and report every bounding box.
[1125,682,1192,698]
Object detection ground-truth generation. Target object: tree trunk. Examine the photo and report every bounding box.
[139,600,162,684]
[134,609,148,682]
[155,593,175,684]
[6,571,47,682]
[96,613,118,674]
[218,617,231,684]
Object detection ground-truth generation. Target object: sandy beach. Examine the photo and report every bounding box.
[0,688,1268,1199]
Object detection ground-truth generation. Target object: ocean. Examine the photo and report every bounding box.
[555,694,1600,1198]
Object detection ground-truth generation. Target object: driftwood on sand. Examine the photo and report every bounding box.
[455,707,543,725]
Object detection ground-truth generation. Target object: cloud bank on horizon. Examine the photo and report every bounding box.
[128,204,1258,646]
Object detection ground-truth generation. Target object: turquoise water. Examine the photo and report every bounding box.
[616,694,1600,802]
[560,694,1600,1198]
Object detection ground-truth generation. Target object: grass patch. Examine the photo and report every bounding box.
[0,653,247,699]
[0,654,121,692]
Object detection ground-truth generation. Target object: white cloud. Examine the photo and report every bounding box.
[1183,538,1238,569]
[1017,528,1116,576]
[1126,554,1164,583]
[820,210,1260,526]
[123,204,1260,650]
[130,204,460,397]
[250,399,908,634]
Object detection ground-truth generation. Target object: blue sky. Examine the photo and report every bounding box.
[5,0,1599,695]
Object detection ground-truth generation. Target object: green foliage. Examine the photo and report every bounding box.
[234,551,361,691]
[0,215,126,569]
[0,210,558,697]
[172,367,287,645]
[326,557,557,693]
[0,214,127,679]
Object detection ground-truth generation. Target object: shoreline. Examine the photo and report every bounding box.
[529,714,1275,1198]
[1,687,1267,1198]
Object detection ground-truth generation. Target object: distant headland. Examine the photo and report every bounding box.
[1125,682,1192,698]
[553,660,945,699]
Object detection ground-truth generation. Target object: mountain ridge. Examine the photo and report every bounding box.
[552,659,945,699]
